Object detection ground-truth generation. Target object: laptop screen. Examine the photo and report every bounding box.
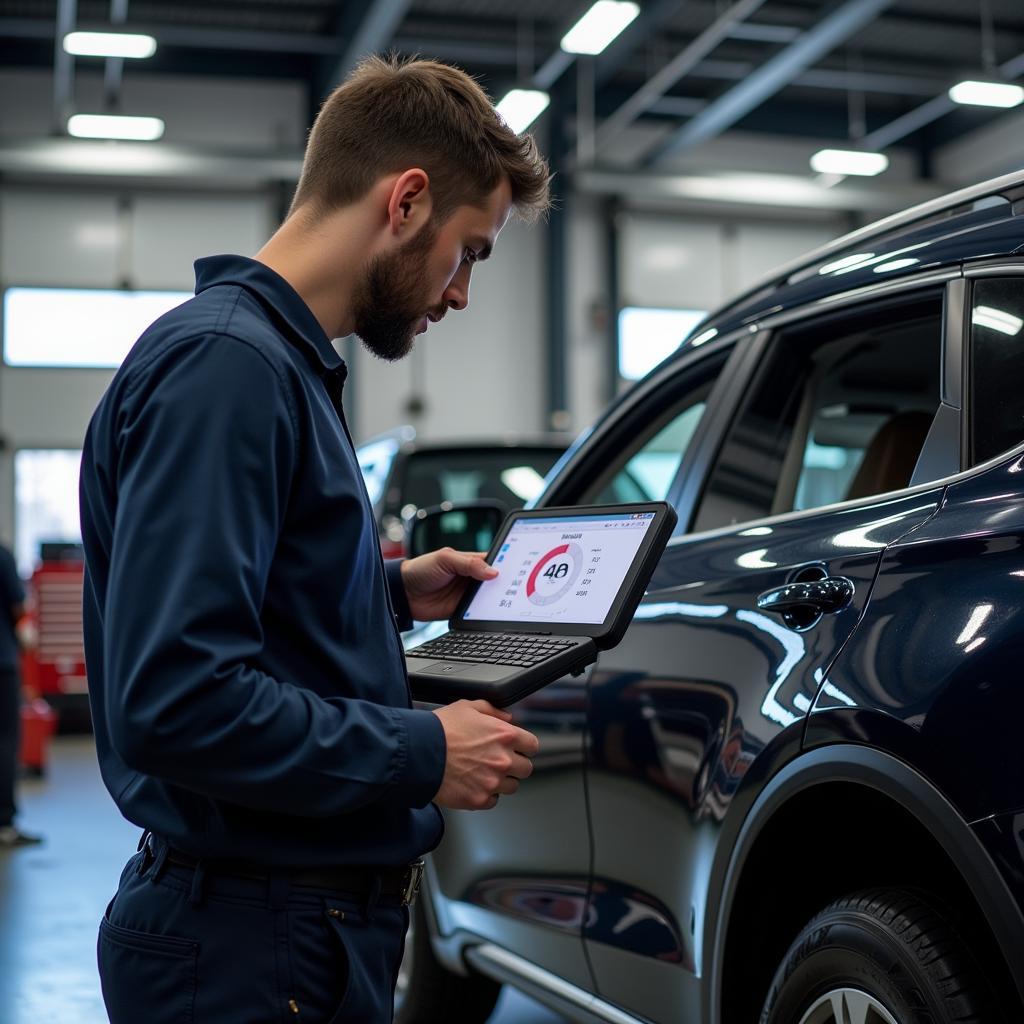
[462,511,658,626]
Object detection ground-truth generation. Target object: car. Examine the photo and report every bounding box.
[355,427,566,557]
[395,169,1024,1024]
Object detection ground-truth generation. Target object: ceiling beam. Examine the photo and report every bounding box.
[862,50,1024,150]
[323,0,414,93]
[595,0,770,149]
[644,0,896,165]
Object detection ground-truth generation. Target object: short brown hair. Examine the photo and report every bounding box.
[291,55,551,223]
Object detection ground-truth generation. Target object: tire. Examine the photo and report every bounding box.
[394,891,502,1024]
[759,887,997,1024]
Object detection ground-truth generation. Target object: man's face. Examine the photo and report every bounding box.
[353,177,513,361]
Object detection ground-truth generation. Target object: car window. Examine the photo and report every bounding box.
[969,276,1024,465]
[693,292,943,532]
[397,448,562,515]
[580,380,713,506]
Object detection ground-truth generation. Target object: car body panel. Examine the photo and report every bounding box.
[428,672,595,991]
[417,174,1024,1021]
[809,448,1024,822]
[580,489,940,1020]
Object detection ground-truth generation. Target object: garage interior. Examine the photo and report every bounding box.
[1,1,1024,1021]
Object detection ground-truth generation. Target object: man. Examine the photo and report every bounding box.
[79,56,550,1023]
[0,542,42,848]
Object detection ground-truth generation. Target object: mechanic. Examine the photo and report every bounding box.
[79,55,550,1023]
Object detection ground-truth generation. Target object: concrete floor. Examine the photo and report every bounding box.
[0,737,566,1024]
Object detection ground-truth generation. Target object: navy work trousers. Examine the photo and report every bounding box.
[98,840,409,1023]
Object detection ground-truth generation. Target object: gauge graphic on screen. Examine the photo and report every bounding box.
[526,542,584,606]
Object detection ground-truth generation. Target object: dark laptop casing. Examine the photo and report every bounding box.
[406,501,677,707]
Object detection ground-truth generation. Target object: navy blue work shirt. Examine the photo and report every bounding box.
[0,544,25,671]
[79,255,447,867]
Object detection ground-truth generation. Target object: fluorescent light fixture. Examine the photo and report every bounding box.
[67,113,165,141]
[561,1,640,55]
[949,80,1024,108]
[495,89,550,133]
[63,31,157,58]
[810,149,889,176]
[973,304,1024,336]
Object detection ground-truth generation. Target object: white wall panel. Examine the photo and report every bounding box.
[131,194,272,290]
[1,191,121,287]
[727,222,840,300]
[620,216,725,310]
[350,219,545,443]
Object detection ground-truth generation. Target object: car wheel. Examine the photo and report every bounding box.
[759,888,995,1024]
[394,893,502,1024]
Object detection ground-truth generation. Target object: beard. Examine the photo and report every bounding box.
[352,218,442,362]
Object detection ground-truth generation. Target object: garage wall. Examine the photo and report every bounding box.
[0,186,276,544]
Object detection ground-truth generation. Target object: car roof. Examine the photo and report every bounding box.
[682,169,1024,346]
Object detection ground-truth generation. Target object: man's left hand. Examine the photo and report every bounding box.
[401,548,498,621]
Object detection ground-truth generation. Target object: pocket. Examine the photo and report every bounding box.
[98,913,198,1024]
[285,903,352,1023]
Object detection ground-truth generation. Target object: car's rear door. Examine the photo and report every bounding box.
[580,285,956,1022]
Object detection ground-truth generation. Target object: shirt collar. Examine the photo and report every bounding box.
[194,254,345,374]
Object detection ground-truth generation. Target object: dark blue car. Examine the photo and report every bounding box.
[397,171,1024,1024]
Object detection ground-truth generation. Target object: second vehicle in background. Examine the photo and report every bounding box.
[355,426,567,557]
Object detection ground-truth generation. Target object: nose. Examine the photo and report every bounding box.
[442,261,472,312]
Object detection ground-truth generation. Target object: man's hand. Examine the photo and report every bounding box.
[432,700,540,810]
[401,548,498,621]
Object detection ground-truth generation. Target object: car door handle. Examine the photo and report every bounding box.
[756,576,855,615]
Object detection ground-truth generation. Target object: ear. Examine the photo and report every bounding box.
[386,168,433,240]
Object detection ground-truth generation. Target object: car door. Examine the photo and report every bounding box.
[580,286,955,1022]
[431,340,733,992]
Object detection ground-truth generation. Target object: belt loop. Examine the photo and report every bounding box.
[267,869,290,911]
[188,860,208,907]
[148,838,170,885]
[363,872,382,921]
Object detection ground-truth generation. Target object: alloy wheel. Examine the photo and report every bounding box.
[798,988,901,1024]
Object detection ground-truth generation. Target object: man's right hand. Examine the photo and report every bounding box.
[431,700,540,810]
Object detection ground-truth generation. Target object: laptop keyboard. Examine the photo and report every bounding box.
[408,633,579,668]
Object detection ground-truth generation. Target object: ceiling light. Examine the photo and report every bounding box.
[561,1,640,55]
[810,149,889,176]
[948,80,1024,108]
[495,89,550,133]
[973,305,1024,336]
[63,31,157,59]
[67,114,165,141]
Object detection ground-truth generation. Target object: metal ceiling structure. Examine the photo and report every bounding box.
[2,0,1024,180]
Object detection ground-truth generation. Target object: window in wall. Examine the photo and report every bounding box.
[15,449,84,577]
[969,277,1024,465]
[3,287,191,368]
[618,307,707,381]
[693,293,943,533]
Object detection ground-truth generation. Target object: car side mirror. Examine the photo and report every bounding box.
[405,500,507,559]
